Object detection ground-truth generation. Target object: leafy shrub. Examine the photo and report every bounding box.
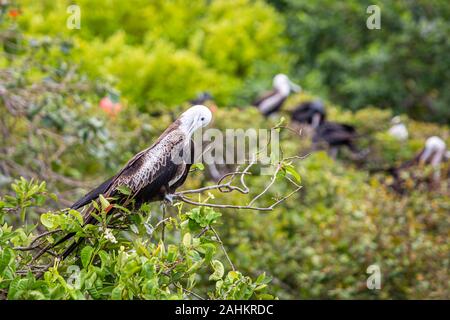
[278,0,450,123]
[0,179,273,300]
[17,0,288,109]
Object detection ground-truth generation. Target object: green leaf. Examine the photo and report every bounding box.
[187,259,204,274]
[40,213,58,229]
[275,117,286,130]
[0,248,14,274]
[256,272,272,285]
[28,290,46,300]
[111,285,123,300]
[283,163,301,183]
[68,209,83,225]
[255,284,267,291]
[209,260,224,281]
[49,193,59,202]
[99,195,110,212]
[116,185,131,196]
[8,278,29,300]
[228,271,239,281]
[98,250,110,270]
[80,246,94,268]
[166,245,178,262]
[198,243,216,263]
[182,232,192,247]
[256,293,274,300]
[84,271,98,289]
[187,207,222,228]
[191,163,205,171]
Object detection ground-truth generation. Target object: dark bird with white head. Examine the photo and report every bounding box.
[73,104,212,212]
[37,105,212,260]
[291,100,326,129]
[312,121,363,159]
[189,92,214,106]
[374,136,449,193]
[253,74,301,117]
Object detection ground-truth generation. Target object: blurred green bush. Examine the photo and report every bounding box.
[17,0,289,110]
[278,0,450,123]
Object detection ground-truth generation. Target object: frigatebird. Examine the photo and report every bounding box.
[312,121,362,158]
[40,105,212,260]
[388,116,409,141]
[189,92,214,105]
[291,100,326,129]
[372,136,449,193]
[253,74,301,117]
[418,136,448,166]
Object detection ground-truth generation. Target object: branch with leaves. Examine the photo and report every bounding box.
[175,123,305,212]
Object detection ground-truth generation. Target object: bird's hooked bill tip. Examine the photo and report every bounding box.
[289,81,301,92]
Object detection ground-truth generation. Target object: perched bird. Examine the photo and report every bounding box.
[379,136,449,193]
[388,116,409,141]
[73,104,212,213]
[291,100,326,129]
[40,105,212,260]
[416,136,448,183]
[313,121,362,158]
[189,92,214,105]
[253,74,301,117]
[419,136,447,166]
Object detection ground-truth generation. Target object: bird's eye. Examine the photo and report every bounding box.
[201,117,205,121]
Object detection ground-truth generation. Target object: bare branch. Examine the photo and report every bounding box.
[172,282,206,300]
[14,229,62,251]
[210,226,235,272]
[247,163,281,207]
[175,185,302,212]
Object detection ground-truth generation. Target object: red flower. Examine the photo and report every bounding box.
[8,8,21,18]
[99,96,122,117]
[210,104,218,114]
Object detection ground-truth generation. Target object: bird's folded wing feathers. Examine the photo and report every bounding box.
[253,90,276,106]
[70,131,186,211]
[70,176,115,210]
[112,132,185,193]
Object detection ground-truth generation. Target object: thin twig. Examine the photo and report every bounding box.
[161,203,166,242]
[176,185,302,212]
[247,163,282,207]
[176,195,274,211]
[173,282,206,300]
[14,229,62,251]
[211,226,235,271]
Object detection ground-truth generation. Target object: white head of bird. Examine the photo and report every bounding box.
[391,116,402,125]
[273,74,301,96]
[425,136,446,151]
[178,104,212,138]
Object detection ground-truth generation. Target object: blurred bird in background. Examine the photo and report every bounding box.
[253,74,301,117]
[388,116,409,141]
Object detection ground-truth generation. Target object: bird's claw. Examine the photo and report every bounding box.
[164,193,174,204]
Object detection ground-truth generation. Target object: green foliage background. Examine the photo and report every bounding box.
[0,0,449,300]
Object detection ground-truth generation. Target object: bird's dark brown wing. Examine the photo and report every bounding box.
[71,176,115,210]
[69,147,153,211]
[292,104,315,123]
[109,131,185,194]
[168,140,195,193]
[71,130,186,215]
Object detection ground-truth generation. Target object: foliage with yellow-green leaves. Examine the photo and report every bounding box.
[0,178,273,300]
[1,1,449,300]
